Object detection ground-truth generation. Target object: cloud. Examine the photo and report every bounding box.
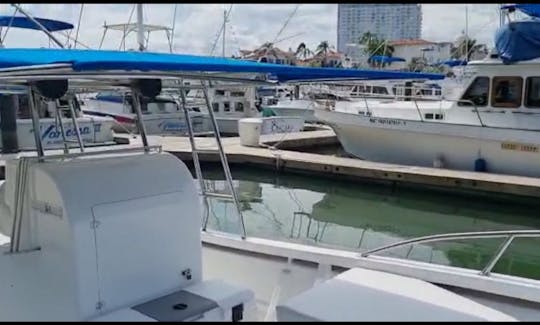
[0,3,505,55]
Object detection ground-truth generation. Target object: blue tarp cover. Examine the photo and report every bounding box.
[501,4,540,18]
[370,55,406,63]
[441,59,467,67]
[0,16,73,31]
[0,48,445,82]
[495,20,540,64]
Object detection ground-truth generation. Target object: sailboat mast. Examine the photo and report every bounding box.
[222,10,226,57]
[465,4,468,60]
[137,3,145,51]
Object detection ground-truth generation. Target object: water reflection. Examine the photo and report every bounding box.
[197,164,540,279]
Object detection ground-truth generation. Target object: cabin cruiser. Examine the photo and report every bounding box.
[80,91,206,136]
[0,47,536,321]
[315,17,540,178]
[186,84,305,136]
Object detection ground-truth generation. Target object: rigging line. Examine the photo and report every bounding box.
[1,6,19,44]
[271,4,300,45]
[73,3,84,49]
[119,4,136,51]
[58,30,91,49]
[170,3,177,53]
[209,3,233,55]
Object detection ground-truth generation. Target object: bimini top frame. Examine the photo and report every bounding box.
[0,48,445,84]
[0,48,447,159]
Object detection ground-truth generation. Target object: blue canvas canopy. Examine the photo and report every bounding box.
[501,4,540,19]
[0,48,445,83]
[370,55,406,64]
[0,16,73,32]
[495,20,540,64]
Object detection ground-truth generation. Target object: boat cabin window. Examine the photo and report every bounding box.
[372,86,388,95]
[223,101,231,112]
[212,102,219,112]
[458,76,489,106]
[235,102,244,112]
[525,77,540,108]
[491,77,522,108]
[230,91,245,97]
[215,90,226,96]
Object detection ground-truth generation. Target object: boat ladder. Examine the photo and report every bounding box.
[175,81,247,239]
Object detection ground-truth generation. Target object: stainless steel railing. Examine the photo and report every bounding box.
[360,230,540,276]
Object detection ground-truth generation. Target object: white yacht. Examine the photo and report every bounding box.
[314,12,540,178]
[264,80,451,124]
[0,46,537,321]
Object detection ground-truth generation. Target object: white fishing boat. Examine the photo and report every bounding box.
[0,13,116,150]
[264,79,450,124]
[0,42,537,321]
[315,13,540,178]
[79,90,206,135]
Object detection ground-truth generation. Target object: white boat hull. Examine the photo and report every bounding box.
[317,109,540,178]
[264,100,319,123]
[0,117,115,150]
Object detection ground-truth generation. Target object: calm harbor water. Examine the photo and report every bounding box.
[194,164,540,280]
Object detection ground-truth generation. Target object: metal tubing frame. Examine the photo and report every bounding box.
[360,230,540,277]
[27,86,44,159]
[131,90,150,152]
[12,158,29,252]
[201,79,247,239]
[9,157,27,253]
[54,102,70,154]
[10,3,65,49]
[175,90,210,230]
[67,95,85,152]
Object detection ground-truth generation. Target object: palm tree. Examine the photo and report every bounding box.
[315,41,333,67]
[295,42,312,60]
[451,36,477,61]
[358,32,394,67]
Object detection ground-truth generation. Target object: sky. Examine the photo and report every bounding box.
[0,4,504,56]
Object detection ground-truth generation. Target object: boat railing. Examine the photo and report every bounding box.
[360,230,540,276]
[349,95,486,127]
[16,145,162,163]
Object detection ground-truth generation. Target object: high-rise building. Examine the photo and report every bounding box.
[337,4,422,53]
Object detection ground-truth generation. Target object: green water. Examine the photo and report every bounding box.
[195,164,540,280]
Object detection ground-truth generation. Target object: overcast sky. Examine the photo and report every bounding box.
[0,4,504,56]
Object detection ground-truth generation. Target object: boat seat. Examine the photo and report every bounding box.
[276,267,517,322]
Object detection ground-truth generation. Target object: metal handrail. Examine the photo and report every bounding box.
[360,230,540,276]
[17,145,162,163]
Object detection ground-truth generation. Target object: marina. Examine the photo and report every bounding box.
[0,2,537,322]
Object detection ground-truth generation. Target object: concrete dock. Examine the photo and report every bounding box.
[2,129,540,199]
[147,129,540,199]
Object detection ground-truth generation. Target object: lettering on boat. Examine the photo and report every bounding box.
[39,124,92,141]
[32,200,63,218]
[501,142,539,153]
[369,118,406,126]
[158,120,187,132]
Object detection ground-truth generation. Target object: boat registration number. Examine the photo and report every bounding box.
[369,118,406,126]
[501,142,539,153]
